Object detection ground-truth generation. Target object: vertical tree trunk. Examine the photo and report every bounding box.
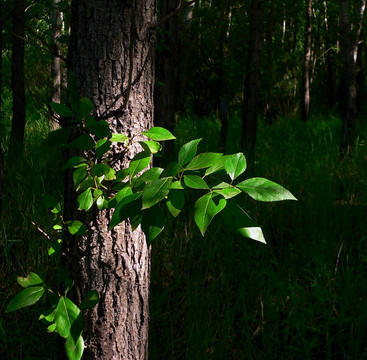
[301,0,312,121]
[241,0,264,174]
[339,0,358,153]
[154,0,181,161]
[50,0,62,130]
[9,0,26,154]
[67,1,156,359]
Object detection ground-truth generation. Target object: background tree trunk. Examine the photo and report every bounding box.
[9,0,26,154]
[241,0,264,174]
[301,0,312,121]
[339,0,357,153]
[67,1,156,359]
[50,0,62,130]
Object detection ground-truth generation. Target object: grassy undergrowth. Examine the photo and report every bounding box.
[1,111,366,359]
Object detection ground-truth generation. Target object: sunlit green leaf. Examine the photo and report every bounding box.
[194,193,226,236]
[142,177,172,209]
[55,297,81,339]
[142,127,176,141]
[186,153,222,171]
[183,175,210,189]
[129,151,151,178]
[178,139,201,166]
[17,273,44,288]
[139,140,162,154]
[236,177,297,202]
[67,220,86,236]
[224,153,247,180]
[110,133,129,143]
[6,286,45,312]
[77,188,93,211]
[109,193,142,230]
[65,335,84,360]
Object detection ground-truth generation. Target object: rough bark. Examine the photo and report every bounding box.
[9,0,26,153]
[301,0,312,121]
[67,1,156,359]
[241,0,264,174]
[50,0,62,130]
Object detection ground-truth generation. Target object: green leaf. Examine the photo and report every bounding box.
[96,195,108,210]
[51,102,74,117]
[87,118,111,138]
[95,138,111,159]
[220,202,266,243]
[129,151,151,178]
[160,161,181,177]
[39,308,57,324]
[66,133,95,151]
[79,290,99,310]
[224,153,247,180]
[178,139,201,166]
[77,188,94,211]
[6,286,46,312]
[115,168,130,183]
[139,140,162,154]
[186,153,223,171]
[213,187,242,199]
[166,190,185,217]
[142,127,176,141]
[55,297,81,339]
[73,166,88,188]
[109,193,142,230]
[134,167,164,188]
[110,133,129,143]
[79,97,94,118]
[141,206,165,244]
[17,273,44,288]
[183,175,210,189]
[193,193,227,236]
[204,155,229,176]
[67,220,87,236]
[109,187,133,208]
[47,323,57,333]
[45,127,73,148]
[142,177,172,209]
[65,335,84,360]
[91,164,113,177]
[62,156,87,170]
[48,238,62,258]
[236,177,297,202]
[170,180,184,189]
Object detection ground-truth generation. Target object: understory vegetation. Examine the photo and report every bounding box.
[1,106,366,359]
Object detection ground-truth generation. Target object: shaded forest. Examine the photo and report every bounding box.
[1,0,367,359]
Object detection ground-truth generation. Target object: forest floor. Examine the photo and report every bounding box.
[1,111,366,359]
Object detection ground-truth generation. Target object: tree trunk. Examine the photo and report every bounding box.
[154,0,181,161]
[50,0,62,130]
[339,0,357,153]
[301,0,312,121]
[9,0,26,154]
[67,1,156,359]
[241,0,264,174]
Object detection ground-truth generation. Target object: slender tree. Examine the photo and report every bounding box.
[66,0,156,358]
[50,0,62,129]
[9,0,26,154]
[301,0,312,121]
[241,0,264,174]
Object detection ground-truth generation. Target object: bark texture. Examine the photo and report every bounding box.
[241,0,264,174]
[67,1,156,359]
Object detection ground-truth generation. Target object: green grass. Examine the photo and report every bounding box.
[1,110,367,359]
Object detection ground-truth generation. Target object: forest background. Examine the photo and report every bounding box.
[1,0,367,359]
